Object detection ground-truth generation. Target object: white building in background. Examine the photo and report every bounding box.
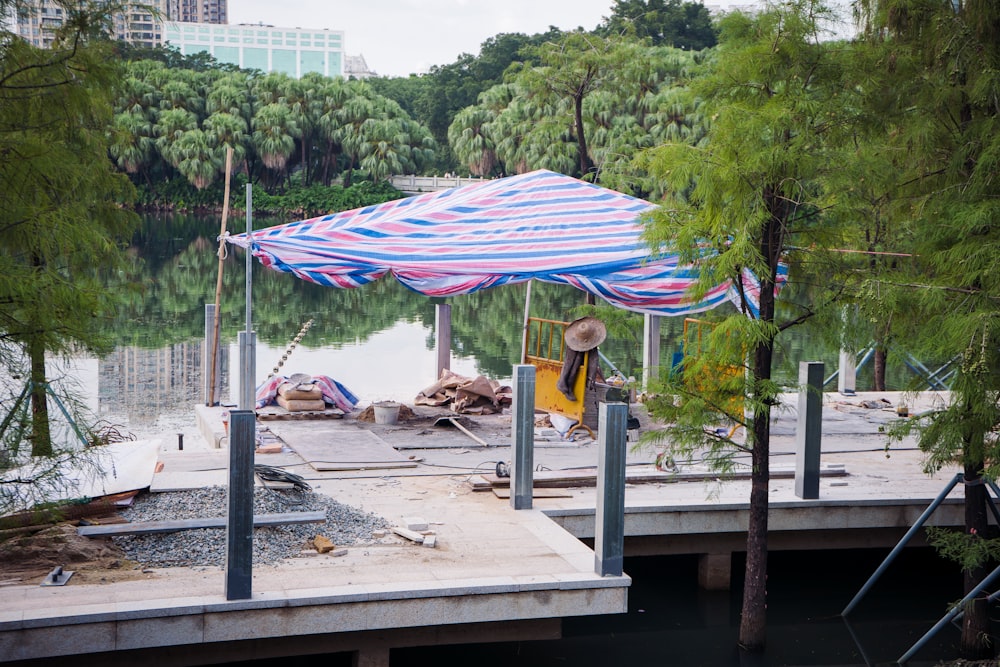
[163,22,345,78]
[344,54,376,79]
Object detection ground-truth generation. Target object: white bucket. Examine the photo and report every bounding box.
[373,401,400,425]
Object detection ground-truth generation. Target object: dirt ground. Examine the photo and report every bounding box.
[0,523,153,586]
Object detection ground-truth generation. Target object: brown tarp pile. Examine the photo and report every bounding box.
[415,369,513,414]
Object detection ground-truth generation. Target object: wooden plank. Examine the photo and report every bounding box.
[480,465,848,489]
[492,488,575,499]
[77,510,326,537]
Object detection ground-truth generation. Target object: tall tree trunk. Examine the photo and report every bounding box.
[873,346,887,391]
[739,369,771,651]
[28,333,52,457]
[573,93,594,178]
[739,208,779,652]
[961,456,993,659]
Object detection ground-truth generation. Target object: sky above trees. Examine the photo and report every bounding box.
[227,0,755,77]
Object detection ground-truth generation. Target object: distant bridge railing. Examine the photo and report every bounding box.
[390,175,486,194]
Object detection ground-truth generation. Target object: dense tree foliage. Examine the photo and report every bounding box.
[639,0,861,651]
[448,33,702,191]
[597,0,718,50]
[111,61,436,198]
[854,0,1000,658]
[0,1,138,461]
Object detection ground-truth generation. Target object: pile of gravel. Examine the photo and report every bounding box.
[112,486,392,568]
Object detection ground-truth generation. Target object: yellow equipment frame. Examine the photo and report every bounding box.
[523,317,595,439]
[682,317,744,437]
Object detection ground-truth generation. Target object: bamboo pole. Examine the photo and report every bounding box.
[207,146,234,406]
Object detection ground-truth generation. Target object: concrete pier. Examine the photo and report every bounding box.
[0,391,964,665]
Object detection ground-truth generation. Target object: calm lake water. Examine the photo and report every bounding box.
[29,213,975,665]
[69,211,945,445]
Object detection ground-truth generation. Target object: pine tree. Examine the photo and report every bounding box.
[0,1,138,456]
[639,0,855,651]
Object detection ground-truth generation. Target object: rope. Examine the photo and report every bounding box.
[267,318,314,379]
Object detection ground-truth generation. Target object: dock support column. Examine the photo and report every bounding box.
[838,349,856,395]
[352,646,390,667]
[595,402,627,577]
[795,361,824,500]
[698,553,732,590]
[510,364,535,510]
[226,409,254,600]
[642,314,660,390]
[435,301,451,380]
[203,303,222,405]
[238,331,256,411]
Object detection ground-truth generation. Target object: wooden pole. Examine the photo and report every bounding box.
[207,147,234,406]
[521,280,532,364]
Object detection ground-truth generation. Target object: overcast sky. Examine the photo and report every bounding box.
[227,1,754,78]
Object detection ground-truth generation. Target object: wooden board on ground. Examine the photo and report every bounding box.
[266,421,418,472]
[77,510,326,537]
[474,464,848,490]
[491,488,575,499]
[257,405,345,421]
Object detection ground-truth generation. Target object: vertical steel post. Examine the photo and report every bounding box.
[238,331,256,411]
[642,314,660,390]
[240,184,256,412]
[245,184,253,336]
[795,361,824,499]
[435,302,451,380]
[225,409,254,600]
[510,364,535,510]
[595,402,627,576]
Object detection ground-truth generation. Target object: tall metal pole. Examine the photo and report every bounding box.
[595,401,627,577]
[245,183,252,337]
[225,409,254,600]
[239,183,255,410]
[510,364,535,510]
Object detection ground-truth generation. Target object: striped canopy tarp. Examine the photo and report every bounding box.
[227,169,785,317]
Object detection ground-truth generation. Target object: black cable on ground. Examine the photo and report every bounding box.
[254,464,313,506]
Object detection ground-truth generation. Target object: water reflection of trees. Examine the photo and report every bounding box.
[114,214,919,389]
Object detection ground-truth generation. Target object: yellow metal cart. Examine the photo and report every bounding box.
[523,317,596,439]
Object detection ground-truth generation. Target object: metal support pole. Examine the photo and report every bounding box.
[842,473,963,616]
[595,402,627,577]
[225,409,255,600]
[795,361,824,500]
[642,314,660,391]
[242,184,256,409]
[245,184,253,336]
[510,364,535,510]
[435,302,451,380]
[898,563,1000,665]
[238,331,256,411]
[203,303,222,405]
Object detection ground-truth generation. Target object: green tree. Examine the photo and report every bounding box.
[0,0,139,457]
[639,0,854,651]
[598,0,718,51]
[855,0,1000,658]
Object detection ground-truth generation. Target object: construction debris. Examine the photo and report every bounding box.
[391,526,425,544]
[402,516,428,531]
[312,535,335,553]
